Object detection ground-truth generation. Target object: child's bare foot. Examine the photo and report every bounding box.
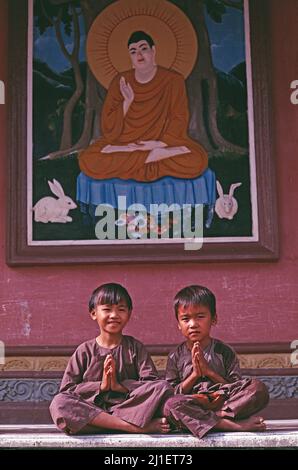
[143,417,171,434]
[236,416,266,431]
[214,416,266,432]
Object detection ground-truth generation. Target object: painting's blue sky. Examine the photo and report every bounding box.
[205,6,245,72]
[33,5,245,74]
[33,18,86,72]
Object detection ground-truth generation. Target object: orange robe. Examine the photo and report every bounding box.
[79,66,208,182]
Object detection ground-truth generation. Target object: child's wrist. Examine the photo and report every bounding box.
[204,367,213,378]
[100,383,109,392]
[191,370,200,380]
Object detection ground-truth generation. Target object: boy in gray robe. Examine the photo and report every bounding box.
[50,283,172,435]
[163,285,269,438]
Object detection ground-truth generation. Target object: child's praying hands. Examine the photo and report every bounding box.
[101,354,113,392]
[191,342,202,377]
[109,355,128,394]
[193,342,212,377]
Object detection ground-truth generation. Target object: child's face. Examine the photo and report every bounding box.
[91,301,131,335]
[177,303,217,345]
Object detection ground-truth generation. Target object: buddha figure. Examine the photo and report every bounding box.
[79,30,208,182]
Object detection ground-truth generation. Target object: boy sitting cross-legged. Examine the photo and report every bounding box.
[163,285,269,439]
[50,283,172,435]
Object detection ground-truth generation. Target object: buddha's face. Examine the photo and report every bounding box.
[128,40,156,72]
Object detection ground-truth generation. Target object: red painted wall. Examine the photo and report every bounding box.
[0,0,297,346]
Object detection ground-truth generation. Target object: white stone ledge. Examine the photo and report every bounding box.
[0,422,298,448]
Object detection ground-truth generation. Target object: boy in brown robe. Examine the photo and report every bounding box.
[164,285,269,438]
[50,283,172,435]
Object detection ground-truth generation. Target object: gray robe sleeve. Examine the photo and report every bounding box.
[165,352,183,394]
[223,348,242,383]
[59,348,102,401]
[121,340,160,392]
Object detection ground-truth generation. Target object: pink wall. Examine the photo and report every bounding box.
[0,0,297,346]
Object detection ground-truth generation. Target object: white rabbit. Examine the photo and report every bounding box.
[215,180,242,220]
[33,179,77,223]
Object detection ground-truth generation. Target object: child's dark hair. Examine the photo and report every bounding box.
[174,285,216,320]
[89,283,133,313]
[128,31,155,48]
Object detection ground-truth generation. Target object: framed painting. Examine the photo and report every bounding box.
[7,0,278,265]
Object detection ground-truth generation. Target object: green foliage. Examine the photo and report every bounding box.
[215,65,248,147]
[34,0,81,36]
[230,62,247,86]
[33,60,87,157]
[217,104,248,147]
[204,0,227,23]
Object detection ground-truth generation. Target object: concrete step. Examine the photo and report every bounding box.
[0,421,297,448]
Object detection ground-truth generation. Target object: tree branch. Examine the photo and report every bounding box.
[41,0,54,26]
[54,8,71,60]
[70,3,80,59]
[39,146,83,161]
